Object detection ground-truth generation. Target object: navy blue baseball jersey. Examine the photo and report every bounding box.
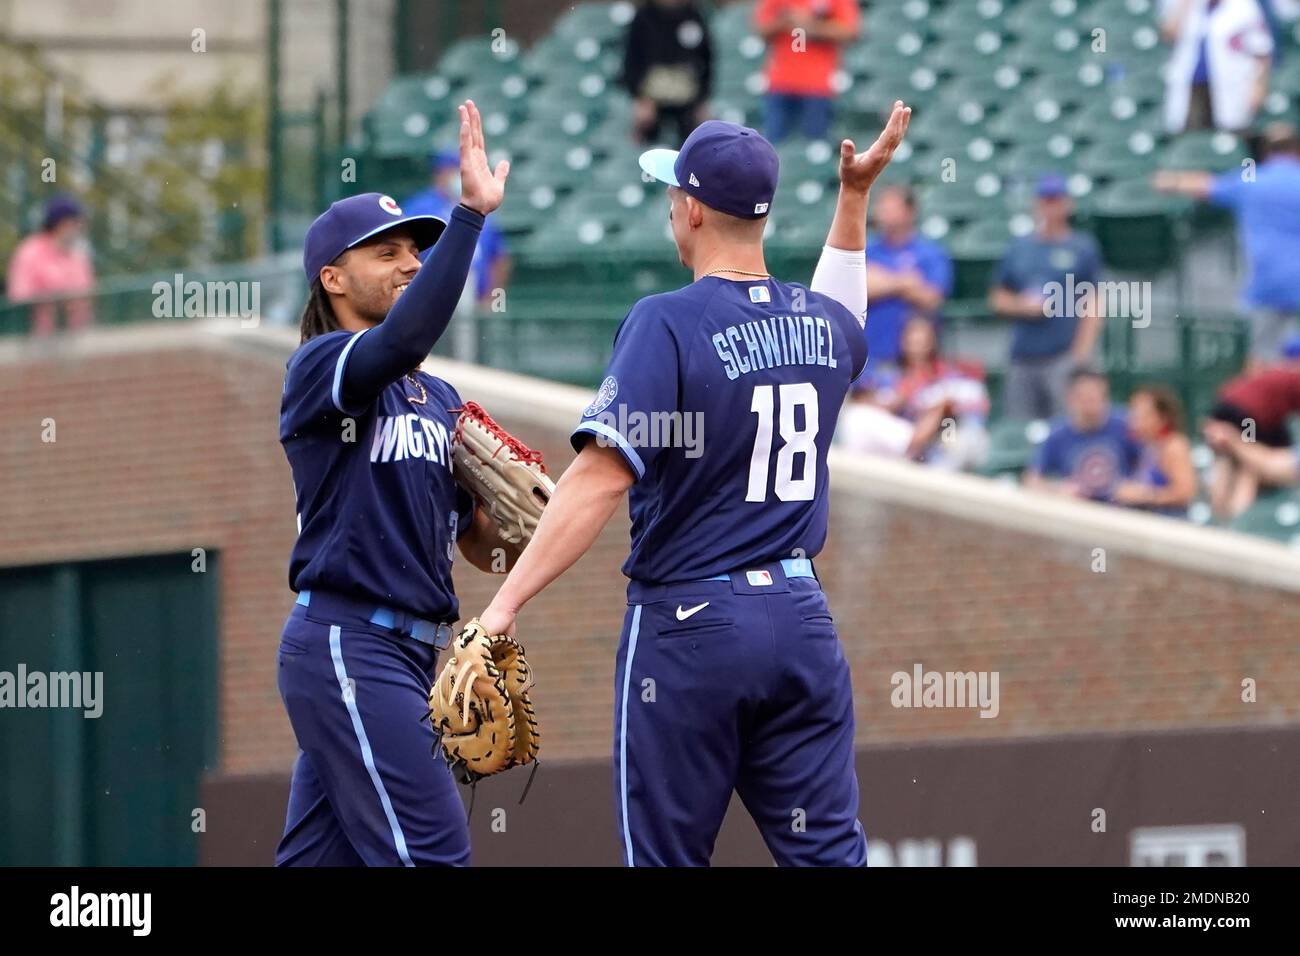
[572,276,866,584]
[281,329,474,620]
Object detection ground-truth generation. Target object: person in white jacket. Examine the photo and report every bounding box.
[1161,0,1273,135]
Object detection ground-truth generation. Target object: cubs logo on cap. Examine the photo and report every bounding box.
[302,192,447,281]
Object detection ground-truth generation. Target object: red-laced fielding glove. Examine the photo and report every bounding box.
[451,402,555,547]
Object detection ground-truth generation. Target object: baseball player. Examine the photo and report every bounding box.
[275,102,515,866]
[476,103,911,865]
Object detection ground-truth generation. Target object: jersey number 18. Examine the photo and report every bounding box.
[746,382,819,502]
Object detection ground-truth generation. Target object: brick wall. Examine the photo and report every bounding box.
[3,324,1298,778]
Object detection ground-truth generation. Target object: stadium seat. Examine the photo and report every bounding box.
[1158,131,1249,174]
[948,219,1014,301]
[551,1,636,46]
[437,37,522,87]
[1089,179,1192,271]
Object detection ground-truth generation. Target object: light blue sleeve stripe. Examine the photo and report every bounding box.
[328,625,414,867]
[331,329,370,415]
[572,420,646,480]
[618,604,643,867]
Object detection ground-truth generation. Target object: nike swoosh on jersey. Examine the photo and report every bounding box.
[675,602,709,621]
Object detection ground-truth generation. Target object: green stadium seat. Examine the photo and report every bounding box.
[1089,178,1192,271]
[1074,139,1160,184]
[552,1,636,45]
[934,67,1026,109]
[924,30,1011,74]
[948,219,1014,301]
[985,96,1073,144]
[916,174,1009,237]
[1158,131,1249,174]
[1229,491,1300,545]
[437,37,522,86]
[930,0,1010,38]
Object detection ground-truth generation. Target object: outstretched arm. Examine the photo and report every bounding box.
[477,442,635,635]
[341,101,510,409]
[810,101,911,326]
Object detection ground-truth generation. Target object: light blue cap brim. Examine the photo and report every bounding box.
[638,148,680,187]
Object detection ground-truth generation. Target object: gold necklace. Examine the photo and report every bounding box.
[404,372,427,405]
[700,266,771,279]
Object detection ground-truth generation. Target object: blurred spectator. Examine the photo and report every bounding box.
[6,195,95,337]
[1202,337,1300,516]
[1113,385,1198,516]
[839,316,989,470]
[864,185,953,368]
[403,151,512,308]
[1160,0,1273,135]
[1154,123,1300,362]
[990,175,1103,422]
[754,0,860,143]
[623,0,713,145]
[1023,368,1143,502]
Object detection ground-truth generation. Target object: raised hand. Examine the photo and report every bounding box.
[838,100,912,196]
[457,100,510,215]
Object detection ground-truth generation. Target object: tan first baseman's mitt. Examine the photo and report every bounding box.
[452,401,555,547]
[428,618,540,785]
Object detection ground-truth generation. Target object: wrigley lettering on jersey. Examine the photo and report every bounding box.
[712,314,838,381]
[369,414,454,468]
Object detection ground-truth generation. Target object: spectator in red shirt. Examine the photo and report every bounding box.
[754,0,860,143]
[1202,338,1300,516]
[6,195,95,337]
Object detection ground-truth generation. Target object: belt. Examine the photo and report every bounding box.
[296,590,454,649]
[627,556,817,604]
[702,556,816,583]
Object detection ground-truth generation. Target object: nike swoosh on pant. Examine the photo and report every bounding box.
[675,602,709,621]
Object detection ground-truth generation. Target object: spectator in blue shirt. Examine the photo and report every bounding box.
[1155,122,1300,362]
[990,174,1104,421]
[1024,367,1143,502]
[864,184,953,369]
[403,151,512,306]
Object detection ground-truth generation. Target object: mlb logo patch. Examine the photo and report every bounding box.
[749,286,771,304]
[746,570,773,587]
[754,202,769,215]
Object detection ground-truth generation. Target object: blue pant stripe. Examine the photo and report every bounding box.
[328,625,414,867]
[619,604,642,867]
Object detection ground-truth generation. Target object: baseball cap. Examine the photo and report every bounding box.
[303,192,446,281]
[1036,173,1069,199]
[639,120,779,220]
[43,194,84,231]
[429,149,459,172]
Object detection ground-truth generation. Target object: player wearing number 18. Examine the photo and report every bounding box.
[475,107,911,865]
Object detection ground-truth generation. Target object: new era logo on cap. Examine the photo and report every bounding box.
[637,120,779,221]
